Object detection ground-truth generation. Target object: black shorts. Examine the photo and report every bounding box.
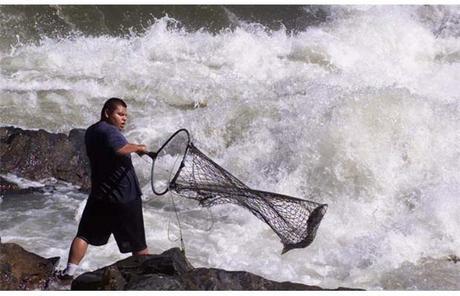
[76,196,147,253]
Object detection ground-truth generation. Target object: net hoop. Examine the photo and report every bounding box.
[151,128,191,195]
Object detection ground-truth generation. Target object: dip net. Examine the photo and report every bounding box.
[149,129,327,254]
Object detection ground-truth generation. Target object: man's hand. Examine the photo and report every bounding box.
[135,144,147,156]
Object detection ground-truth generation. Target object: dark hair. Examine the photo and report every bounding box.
[100,97,127,121]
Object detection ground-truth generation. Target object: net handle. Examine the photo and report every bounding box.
[147,128,191,195]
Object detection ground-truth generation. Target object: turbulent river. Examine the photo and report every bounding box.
[1,5,459,290]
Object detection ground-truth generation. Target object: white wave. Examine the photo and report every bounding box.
[1,173,46,189]
[1,6,459,290]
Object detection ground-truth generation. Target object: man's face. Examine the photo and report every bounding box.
[106,105,128,130]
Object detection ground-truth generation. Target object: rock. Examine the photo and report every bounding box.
[125,273,184,290]
[0,241,60,290]
[0,176,42,195]
[447,255,459,263]
[72,248,194,290]
[72,248,361,291]
[181,268,318,290]
[0,126,90,191]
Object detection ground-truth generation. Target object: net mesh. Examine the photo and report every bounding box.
[169,142,328,254]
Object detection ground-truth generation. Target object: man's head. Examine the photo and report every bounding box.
[101,97,128,130]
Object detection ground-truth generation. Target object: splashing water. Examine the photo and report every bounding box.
[1,5,459,290]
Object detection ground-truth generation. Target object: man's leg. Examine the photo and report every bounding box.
[57,237,88,278]
[68,236,88,264]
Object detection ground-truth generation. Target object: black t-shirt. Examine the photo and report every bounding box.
[85,120,142,203]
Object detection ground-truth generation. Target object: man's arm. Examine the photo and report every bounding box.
[116,143,147,156]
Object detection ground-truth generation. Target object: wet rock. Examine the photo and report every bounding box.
[0,126,90,191]
[447,255,459,264]
[72,247,361,291]
[0,241,60,290]
[180,268,320,290]
[0,176,42,195]
[72,248,194,290]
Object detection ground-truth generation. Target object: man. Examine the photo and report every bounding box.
[58,98,149,279]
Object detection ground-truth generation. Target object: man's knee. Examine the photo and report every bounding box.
[73,236,89,247]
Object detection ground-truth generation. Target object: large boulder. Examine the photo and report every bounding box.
[0,127,90,191]
[0,240,60,290]
[71,248,360,291]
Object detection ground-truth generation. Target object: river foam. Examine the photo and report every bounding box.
[1,5,459,290]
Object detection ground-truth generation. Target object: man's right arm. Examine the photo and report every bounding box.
[116,143,147,156]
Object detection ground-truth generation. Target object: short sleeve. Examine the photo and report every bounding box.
[105,126,128,152]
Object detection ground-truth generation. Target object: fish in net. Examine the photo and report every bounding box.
[148,129,328,254]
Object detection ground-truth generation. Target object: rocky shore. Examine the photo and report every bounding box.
[0,239,360,290]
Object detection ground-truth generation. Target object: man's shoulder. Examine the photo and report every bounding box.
[86,121,127,150]
[85,122,107,143]
[87,121,118,135]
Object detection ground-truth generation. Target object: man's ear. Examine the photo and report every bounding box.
[104,110,109,119]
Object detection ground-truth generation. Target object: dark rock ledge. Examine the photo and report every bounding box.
[0,126,90,192]
[0,239,361,291]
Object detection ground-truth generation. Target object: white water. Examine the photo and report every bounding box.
[1,6,460,290]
